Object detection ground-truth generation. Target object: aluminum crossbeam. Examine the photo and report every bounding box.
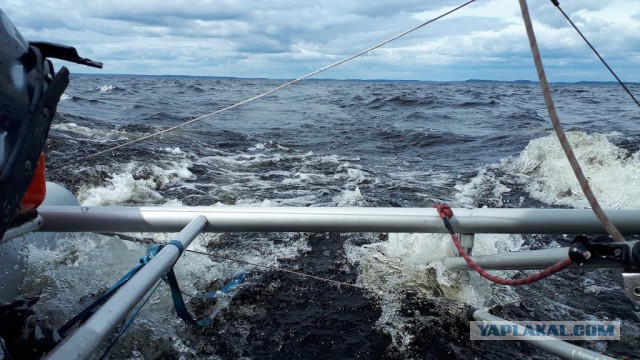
[37,206,640,234]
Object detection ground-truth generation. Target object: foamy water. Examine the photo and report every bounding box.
[503,131,640,209]
[5,77,639,358]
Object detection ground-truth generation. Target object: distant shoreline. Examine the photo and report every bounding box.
[69,73,632,85]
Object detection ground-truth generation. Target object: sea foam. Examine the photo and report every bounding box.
[503,131,640,209]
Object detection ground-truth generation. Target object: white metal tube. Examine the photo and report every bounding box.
[45,215,208,360]
[473,310,615,360]
[443,247,621,270]
[37,206,640,234]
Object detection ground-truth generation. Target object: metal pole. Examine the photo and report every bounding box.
[443,247,622,270]
[38,206,640,234]
[45,215,208,360]
[473,310,615,360]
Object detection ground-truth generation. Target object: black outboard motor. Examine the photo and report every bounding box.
[0,8,102,358]
[0,8,101,237]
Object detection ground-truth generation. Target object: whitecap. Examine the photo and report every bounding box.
[78,160,195,206]
[97,84,116,92]
[502,131,640,209]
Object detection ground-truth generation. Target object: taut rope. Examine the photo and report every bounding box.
[518,0,625,242]
[50,0,477,173]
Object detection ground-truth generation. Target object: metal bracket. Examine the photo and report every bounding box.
[569,236,640,268]
[569,236,640,303]
[460,233,475,256]
[622,272,640,303]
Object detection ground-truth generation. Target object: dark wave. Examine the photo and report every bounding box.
[367,95,436,109]
[69,95,104,104]
[458,99,498,107]
[186,84,206,93]
[375,126,469,149]
[508,109,545,123]
[143,111,190,123]
[117,123,156,134]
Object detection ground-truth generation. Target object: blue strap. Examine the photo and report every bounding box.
[180,273,246,299]
[167,240,184,256]
[220,273,246,294]
[59,239,244,337]
[58,263,144,335]
[58,243,164,335]
[165,268,214,326]
[164,270,246,326]
[143,244,162,262]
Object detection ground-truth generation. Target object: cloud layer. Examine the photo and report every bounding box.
[4,0,639,81]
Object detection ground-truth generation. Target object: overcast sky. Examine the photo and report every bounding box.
[4,0,640,81]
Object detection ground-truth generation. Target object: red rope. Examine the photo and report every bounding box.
[434,204,573,286]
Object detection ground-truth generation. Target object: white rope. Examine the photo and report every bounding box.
[50,0,477,172]
[518,0,625,242]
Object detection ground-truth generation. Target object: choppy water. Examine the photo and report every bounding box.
[5,75,640,359]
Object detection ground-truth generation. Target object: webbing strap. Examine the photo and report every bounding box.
[167,240,184,256]
[58,242,179,335]
[143,240,212,326]
[164,268,214,326]
[58,263,144,335]
[180,273,247,299]
[164,269,246,325]
[59,239,243,335]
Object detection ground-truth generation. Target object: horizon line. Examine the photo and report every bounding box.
[68,73,633,85]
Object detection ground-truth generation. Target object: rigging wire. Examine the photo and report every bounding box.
[188,248,374,292]
[519,0,625,242]
[107,233,376,292]
[107,231,620,355]
[48,0,477,173]
[112,235,609,311]
[551,0,640,109]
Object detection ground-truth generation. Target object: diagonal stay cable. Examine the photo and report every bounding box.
[551,0,640,109]
[49,0,477,173]
[519,0,625,242]
[99,233,372,291]
[197,250,374,292]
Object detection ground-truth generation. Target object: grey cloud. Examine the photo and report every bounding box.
[3,0,639,81]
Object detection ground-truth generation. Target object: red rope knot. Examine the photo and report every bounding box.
[433,202,574,286]
[433,203,453,219]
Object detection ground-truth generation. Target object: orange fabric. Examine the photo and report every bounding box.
[19,152,46,213]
